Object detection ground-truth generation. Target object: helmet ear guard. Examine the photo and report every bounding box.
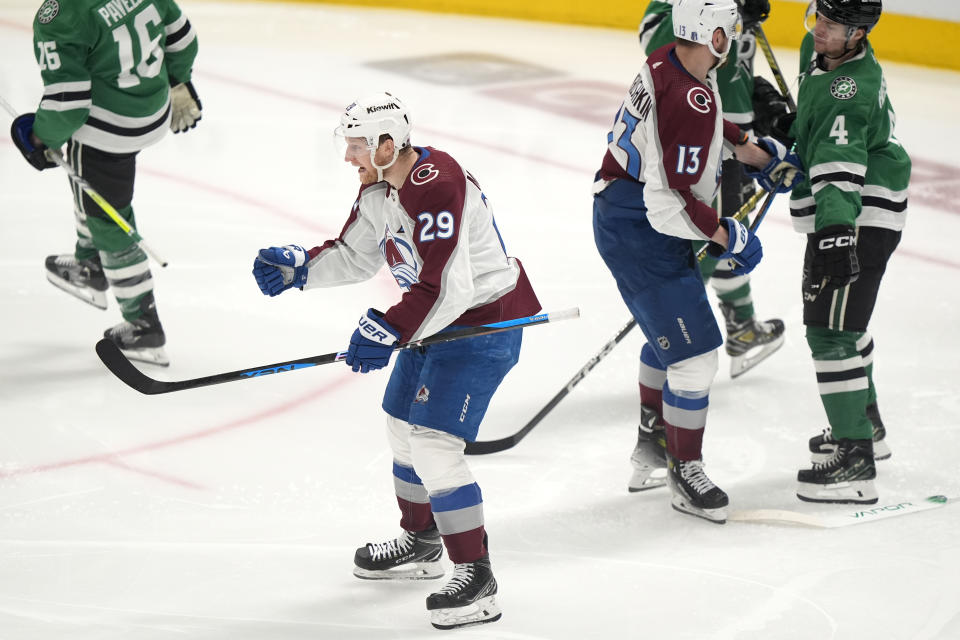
[672,0,743,59]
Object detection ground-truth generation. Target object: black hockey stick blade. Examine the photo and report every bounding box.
[466,317,637,455]
[96,308,579,395]
[95,338,340,395]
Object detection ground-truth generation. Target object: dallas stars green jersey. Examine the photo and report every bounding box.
[789,38,910,233]
[31,0,198,153]
[638,0,757,125]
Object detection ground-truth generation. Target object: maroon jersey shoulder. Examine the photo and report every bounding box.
[398,147,467,217]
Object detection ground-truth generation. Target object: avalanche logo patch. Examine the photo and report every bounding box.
[830,76,857,100]
[686,87,712,114]
[379,227,419,290]
[37,0,59,23]
[415,385,430,403]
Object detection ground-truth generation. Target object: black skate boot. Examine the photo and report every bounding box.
[45,254,109,310]
[666,455,728,524]
[353,526,444,580]
[628,405,667,492]
[797,438,877,504]
[102,293,168,366]
[720,302,785,378]
[808,403,890,462]
[426,555,501,630]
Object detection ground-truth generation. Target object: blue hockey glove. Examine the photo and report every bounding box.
[745,136,803,193]
[707,216,763,275]
[252,244,309,296]
[345,309,401,374]
[10,113,56,171]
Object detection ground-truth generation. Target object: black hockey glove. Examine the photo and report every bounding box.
[10,113,56,171]
[802,225,859,302]
[169,80,202,133]
[769,111,797,148]
[751,76,790,140]
[739,0,770,30]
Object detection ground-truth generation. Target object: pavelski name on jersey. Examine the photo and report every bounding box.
[96,0,148,26]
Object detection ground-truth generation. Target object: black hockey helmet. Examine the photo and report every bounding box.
[816,0,882,33]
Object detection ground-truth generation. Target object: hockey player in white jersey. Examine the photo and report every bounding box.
[252,93,540,630]
[593,0,802,522]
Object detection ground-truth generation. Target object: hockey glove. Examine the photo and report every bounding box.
[802,225,859,301]
[707,216,763,275]
[10,113,56,171]
[346,309,401,374]
[739,0,770,30]
[751,77,789,139]
[252,244,309,296]
[745,136,803,194]
[170,81,202,133]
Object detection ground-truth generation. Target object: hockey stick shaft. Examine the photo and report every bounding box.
[0,95,168,267]
[466,317,637,455]
[471,190,767,455]
[96,307,579,395]
[756,27,797,112]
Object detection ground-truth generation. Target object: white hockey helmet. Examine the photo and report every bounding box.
[334,92,412,180]
[673,0,743,59]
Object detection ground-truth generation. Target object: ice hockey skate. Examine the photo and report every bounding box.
[45,254,109,310]
[809,403,891,462]
[666,455,728,524]
[720,302,785,378]
[102,298,169,367]
[797,438,878,504]
[628,405,667,492]
[353,527,444,580]
[426,556,501,630]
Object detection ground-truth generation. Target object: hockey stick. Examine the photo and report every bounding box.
[96,307,579,395]
[755,26,797,112]
[466,317,637,455]
[468,191,768,456]
[0,95,168,267]
[730,495,954,528]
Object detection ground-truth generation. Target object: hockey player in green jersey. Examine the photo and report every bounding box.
[788,0,909,504]
[629,0,789,493]
[10,0,202,366]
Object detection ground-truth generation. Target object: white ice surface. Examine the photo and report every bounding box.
[1,3,960,638]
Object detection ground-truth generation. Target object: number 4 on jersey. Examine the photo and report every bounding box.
[829,115,849,145]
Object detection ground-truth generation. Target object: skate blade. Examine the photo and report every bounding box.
[628,466,667,492]
[46,272,107,310]
[430,595,501,630]
[796,479,878,504]
[729,334,785,378]
[353,561,444,581]
[120,345,170,367]
[670,495,728,524]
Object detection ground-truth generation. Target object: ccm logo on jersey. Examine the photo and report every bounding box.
[818,235,855,250]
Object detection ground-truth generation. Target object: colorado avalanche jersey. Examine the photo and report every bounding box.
[596,43,743,240]
[304,147,540,343]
